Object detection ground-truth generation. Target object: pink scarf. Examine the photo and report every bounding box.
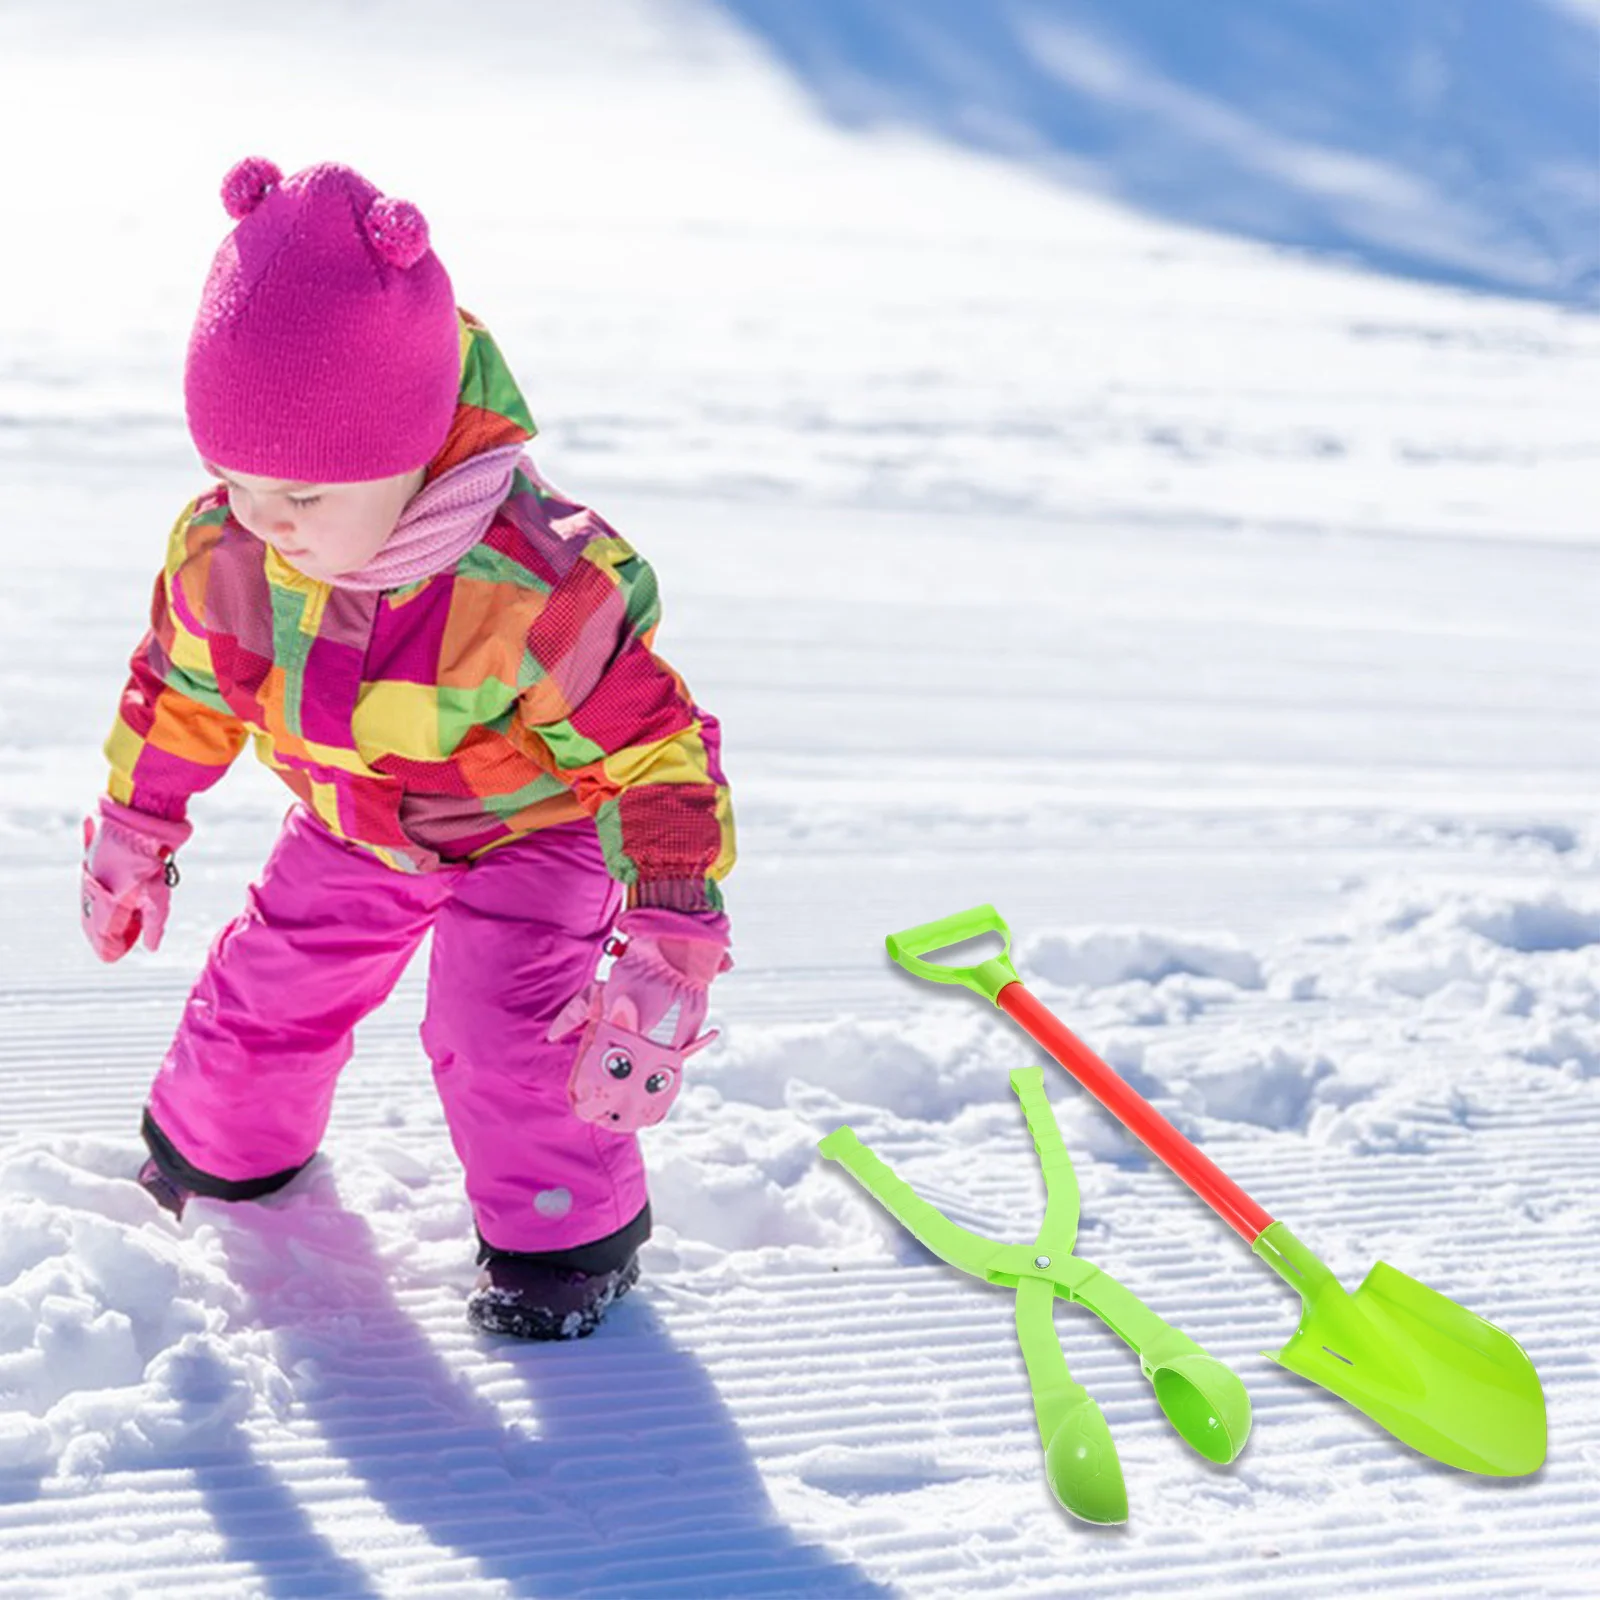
[333,442,526,592]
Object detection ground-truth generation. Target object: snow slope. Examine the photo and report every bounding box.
[716,0,1600,304]
[1,1,1597,1594]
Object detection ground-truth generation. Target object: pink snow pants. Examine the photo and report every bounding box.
[145,804,641,1255]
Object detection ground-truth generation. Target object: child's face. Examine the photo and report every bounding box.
[203,460,427,583]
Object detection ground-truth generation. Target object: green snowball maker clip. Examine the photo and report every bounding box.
[881,904,1547,1481]
[819,1068,1251,1524]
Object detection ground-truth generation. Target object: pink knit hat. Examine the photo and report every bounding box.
[184,158,461,483]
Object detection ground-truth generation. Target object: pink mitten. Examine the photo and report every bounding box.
[80,799,193,963]
[550,907,733,1132]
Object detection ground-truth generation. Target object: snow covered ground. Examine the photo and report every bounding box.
[0,2,1597,1594]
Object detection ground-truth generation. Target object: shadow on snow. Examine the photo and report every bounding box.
[173,1169,894,1599]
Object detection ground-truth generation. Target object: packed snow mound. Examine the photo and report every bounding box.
[1328,884,1600,1011]
[1452,896,1600,954]
[1171,1042,1345,1133]
[702,1007,1022,1121]
[647,1086,869,1254]
[1248,879,1600,1156]
[1360,884,1600,951]
[1517,1023,1600,1079]
[1074,1027,1375,1140]
[0,1141,284,1488]
[1021,925,1264,991]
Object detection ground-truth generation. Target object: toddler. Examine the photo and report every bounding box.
[80,158,736,1340]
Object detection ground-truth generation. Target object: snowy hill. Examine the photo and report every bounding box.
[718,0,1600,303]
[0,1,1597,1595]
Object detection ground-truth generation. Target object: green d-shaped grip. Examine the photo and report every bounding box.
[885,904,1021,1005]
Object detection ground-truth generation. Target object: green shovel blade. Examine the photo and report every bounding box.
[1255,1221,1546,1477]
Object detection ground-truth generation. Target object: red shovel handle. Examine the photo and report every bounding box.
[998,983,1274,1243]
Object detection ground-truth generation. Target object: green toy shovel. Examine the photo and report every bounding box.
[821,1067,1251,1523]
[885,905,1547,1479]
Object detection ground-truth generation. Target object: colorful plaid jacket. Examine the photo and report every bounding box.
[105,311,734,912]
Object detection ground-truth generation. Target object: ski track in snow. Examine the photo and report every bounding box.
[2,1,1599,1595]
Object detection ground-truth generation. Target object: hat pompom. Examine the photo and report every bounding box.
[221,156,283,220]
[364,196,430,269]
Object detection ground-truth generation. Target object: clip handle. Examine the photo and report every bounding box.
[1009,1067,1081,1252]
[884,904,1021,1005]
[818,1126,1001,1279]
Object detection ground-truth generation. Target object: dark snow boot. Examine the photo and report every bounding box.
[466,1204,651,1340]
[137,1156,190,1218]
[467,1251,640,1340]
